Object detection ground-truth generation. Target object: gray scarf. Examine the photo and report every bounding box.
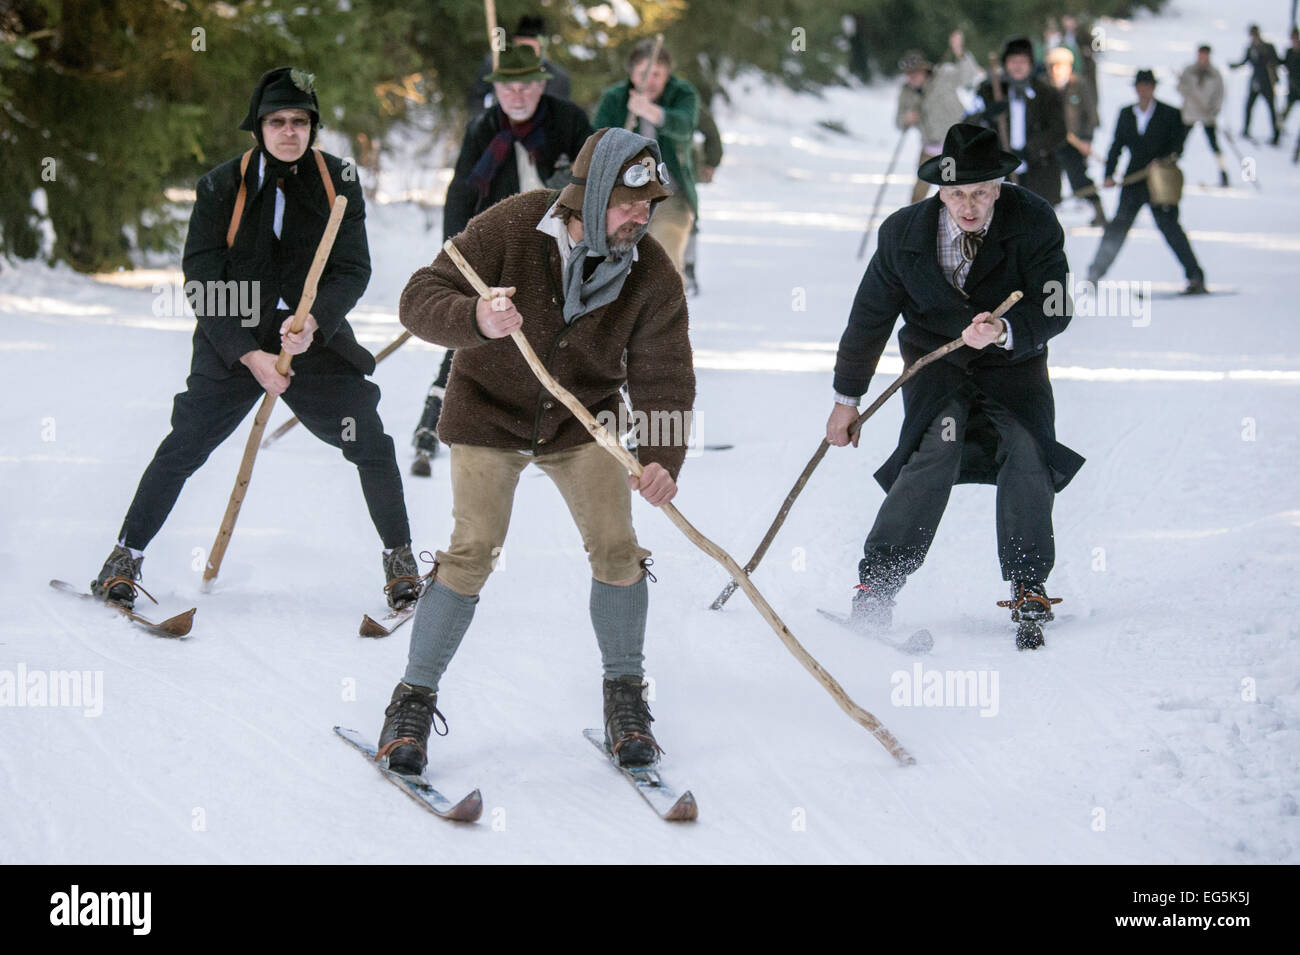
[562,128,661,324]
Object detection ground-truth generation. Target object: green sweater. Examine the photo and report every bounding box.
[593,74,700,215]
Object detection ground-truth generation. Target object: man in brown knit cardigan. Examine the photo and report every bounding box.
[377,128,695,775]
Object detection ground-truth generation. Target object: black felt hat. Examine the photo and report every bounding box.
[238,67,321,140]
[1001,35,1035,64]
[1134,68,1157,86]
[918,123,1022,185]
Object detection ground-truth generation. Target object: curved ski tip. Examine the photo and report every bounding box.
[160,608,197,637]
[665,790,698,822]
[445,788,484,823]
[359,615,387,638]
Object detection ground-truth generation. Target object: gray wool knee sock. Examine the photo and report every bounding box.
[590,576,648,680]
[403,581,479,692]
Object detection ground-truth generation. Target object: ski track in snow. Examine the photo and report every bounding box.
[1,0,1298,862]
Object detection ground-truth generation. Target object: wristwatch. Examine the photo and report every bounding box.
[995,320,1008,346]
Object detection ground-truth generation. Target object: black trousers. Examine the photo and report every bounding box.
[860,393,1056,592]
[118,348,410,551]
[1184,121,1222,154]
[1087,182,1203,282]
[1243,83,1279,138]
[1056,142,1097,194]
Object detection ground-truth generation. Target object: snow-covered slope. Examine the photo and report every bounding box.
[1,0,1296,863]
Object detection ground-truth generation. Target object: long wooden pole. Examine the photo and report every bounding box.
[201,196,348,590]
[442,239,914,766]
[260,329,413,449]
[485,0,500,72]
[710,291,1024,611]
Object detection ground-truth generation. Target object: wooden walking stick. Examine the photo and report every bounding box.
[442,238,914,766]
[856,128,910,260]
[484,0,501,71]
[201,196,348,590]
[710,290,1024,611]
[624,34,664,130]
[260,329,413,449]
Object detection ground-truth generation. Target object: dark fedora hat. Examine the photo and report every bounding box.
[1133,68,1157,86]
[918,123,1021,185]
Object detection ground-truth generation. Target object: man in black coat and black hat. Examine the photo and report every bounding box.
[411,43,593,477]
[971,36,1067,205]
[1085,69,1206,294]
[90,67,419,612]
[826,124,1084,649]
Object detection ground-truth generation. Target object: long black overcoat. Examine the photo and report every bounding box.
[833,184,1085,493]
[182,148,373,379]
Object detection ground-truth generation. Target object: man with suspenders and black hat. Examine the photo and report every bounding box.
[89,67,419,613]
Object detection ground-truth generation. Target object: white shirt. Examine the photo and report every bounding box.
[514,142,543,193]
[1134,100,1156,135]
[535,199,637,287]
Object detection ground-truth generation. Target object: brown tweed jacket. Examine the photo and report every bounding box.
[400,189,696,479]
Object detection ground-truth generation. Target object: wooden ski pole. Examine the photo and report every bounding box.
[485,0,500,71]
[442,238,914,766]
[1070,162,1155,200]
[624,33,664,130]
[856,128,909,260]
[201,196,348,590]
[710,290,1023,611]
[260,329,413,449]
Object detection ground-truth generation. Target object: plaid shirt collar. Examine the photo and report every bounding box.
[938,204,994,290]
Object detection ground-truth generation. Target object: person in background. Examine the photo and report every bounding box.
[412,44,592,477]
[896,30,983,204]
[1177,45,1230,187]
[1086,69,1206,294]
[1282,28,1300,122]
[971,36,1067,205]
[1231,23,1282,145]
[1045,46,1106,224]
[465,14,571,114]
[593,39,700,275]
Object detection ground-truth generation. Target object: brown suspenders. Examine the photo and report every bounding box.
[225,147,338,248]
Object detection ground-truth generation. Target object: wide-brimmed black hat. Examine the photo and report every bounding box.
[918,123,1021,185]
[239,67,320,133]
[1133,68,1157,86]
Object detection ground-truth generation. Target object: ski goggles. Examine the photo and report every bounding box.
[621,156,670,188]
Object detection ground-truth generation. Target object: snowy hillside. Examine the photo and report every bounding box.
[2,0,1297,863]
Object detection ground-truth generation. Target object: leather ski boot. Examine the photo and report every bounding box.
[90,544,145,610]
[382,544,422,609]
[603,675,662,768]
[376,681,446,776]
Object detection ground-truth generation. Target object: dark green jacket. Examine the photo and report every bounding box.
[593,74,700,215]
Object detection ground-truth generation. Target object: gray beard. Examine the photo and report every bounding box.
[607,235,639,256]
